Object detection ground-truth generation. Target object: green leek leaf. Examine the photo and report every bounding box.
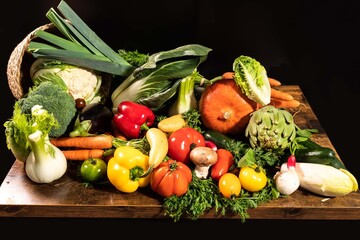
[30,48,134,76]
[57,0,131,66]
[28,42,59,51]
[46,8,103,56]
[34,30,90,53]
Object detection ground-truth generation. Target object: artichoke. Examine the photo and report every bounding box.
[245,105,296,150]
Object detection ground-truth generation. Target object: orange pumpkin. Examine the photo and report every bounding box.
[199,78,258,136]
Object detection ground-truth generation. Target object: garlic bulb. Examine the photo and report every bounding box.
[274,166,300,195]
[274,155,299,195]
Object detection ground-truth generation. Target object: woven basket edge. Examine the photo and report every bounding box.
[7,23,55,99]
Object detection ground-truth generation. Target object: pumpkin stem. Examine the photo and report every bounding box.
[222,111,231,120]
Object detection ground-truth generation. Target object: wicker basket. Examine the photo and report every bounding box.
[7,22,113,103]
[7,23,54,99]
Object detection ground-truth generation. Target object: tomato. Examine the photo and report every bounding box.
[167,127,205,164]
[239,166,267,192]
[80,158,107,183]
[218,173,241,198]
[150,159,192,198]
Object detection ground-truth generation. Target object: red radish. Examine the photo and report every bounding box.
[205,140,217,151]
[287,154,296,169]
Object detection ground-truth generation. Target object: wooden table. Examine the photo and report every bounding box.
[0,85,359,220]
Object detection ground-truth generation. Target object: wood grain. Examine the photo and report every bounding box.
[0,85,359,220]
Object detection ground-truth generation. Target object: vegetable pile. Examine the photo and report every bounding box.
[4,0,359,222]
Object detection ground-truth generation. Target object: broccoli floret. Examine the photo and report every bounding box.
[18,81,77,137]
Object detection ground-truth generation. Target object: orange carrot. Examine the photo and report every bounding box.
[271,88,294,101]
[50,134,114,149]
[62,149,105,160]
[222,72,234,79]
[268,78,282,87]
[269,98,301,108]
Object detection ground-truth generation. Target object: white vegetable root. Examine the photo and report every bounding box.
[274,155,299,195]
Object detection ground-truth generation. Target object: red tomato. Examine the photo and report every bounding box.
[167,127,205,164]
[150,159,192,198]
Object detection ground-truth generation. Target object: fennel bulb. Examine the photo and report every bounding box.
[25,130,67,184]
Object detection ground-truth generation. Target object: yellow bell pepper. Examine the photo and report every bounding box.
[107,145,150,193]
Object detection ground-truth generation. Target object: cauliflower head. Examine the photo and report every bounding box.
[30,59,103,104]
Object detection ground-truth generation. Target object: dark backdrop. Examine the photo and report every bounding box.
[1,0,359,234]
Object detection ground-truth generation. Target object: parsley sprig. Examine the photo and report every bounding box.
[163,172,280,222]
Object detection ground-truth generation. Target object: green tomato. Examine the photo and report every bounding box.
[80,158,107,183]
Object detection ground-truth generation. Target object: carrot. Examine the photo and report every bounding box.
[50,134,114,149]
[268,78,282,87]
[222,72,235,79]
[62,149,105,160]
[269,98,301,108]
[271,88,294,101]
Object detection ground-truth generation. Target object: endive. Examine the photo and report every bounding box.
[279,162,358,197]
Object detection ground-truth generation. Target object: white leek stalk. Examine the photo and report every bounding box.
[25,130,67,183]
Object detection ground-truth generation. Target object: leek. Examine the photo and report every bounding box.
[27,0,135,77]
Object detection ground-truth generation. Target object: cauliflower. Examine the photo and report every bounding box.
[30,59,103,104]
[57,67,101,103]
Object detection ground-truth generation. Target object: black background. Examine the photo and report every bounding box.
[1,0,359,235]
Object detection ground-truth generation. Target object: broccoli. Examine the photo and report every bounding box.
[18,81,77,138]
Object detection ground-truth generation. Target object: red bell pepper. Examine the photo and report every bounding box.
[113,101,155,139]
[210,148,234,181]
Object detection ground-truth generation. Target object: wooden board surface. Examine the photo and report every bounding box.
[0,85,359,220]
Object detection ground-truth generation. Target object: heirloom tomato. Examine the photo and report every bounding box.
[239,166,267,192]
[167,127,205,164]
[218,172,241,198]
[150,159,192,198]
